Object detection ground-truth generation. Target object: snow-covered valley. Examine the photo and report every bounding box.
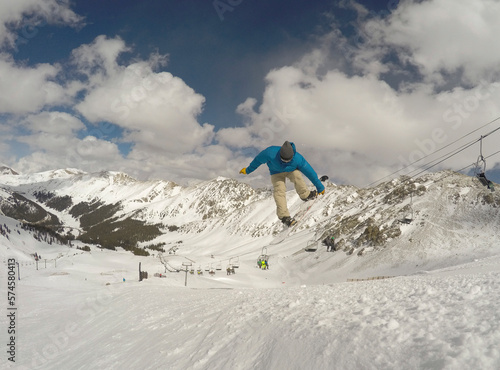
[1,168,500,369]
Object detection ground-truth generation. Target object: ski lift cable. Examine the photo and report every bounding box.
[381,137,481,190]
[474,135,487,174]
[402,127,500,183]
[400,138,478,179]
[366,115,500,188]
[366,134,476,187]
[432,150,500,186]
[406,139,481,181]
[485,149,500,161]
[414,141,500,186]
[387,125,500,186]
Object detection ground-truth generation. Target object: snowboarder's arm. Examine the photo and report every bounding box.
[297,156,325,193]
[245,148,273,175]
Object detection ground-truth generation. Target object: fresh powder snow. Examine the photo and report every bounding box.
[1,212,500,370]
[1,169,500,369]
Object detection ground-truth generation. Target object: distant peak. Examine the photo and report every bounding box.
[94,170,137,183]
[0,166,19,175]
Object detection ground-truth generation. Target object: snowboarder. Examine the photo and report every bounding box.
[240,141,325,226]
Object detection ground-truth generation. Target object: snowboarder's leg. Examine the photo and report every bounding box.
[271,173,290,219]
[287,170,310,200]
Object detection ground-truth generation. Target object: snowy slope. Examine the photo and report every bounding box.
[1,210,500,369]
[1,168,500,369]
[1,168,499,273]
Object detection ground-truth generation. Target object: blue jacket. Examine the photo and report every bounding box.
[246,142,325,193]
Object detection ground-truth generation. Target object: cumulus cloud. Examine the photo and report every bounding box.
[13,133,125,176]
[6,111,122,175]
[0,55,69,114]
[0,0,83,49]
[229,0,500,187]
[234,61,500,186]
[74,36,214,154]
[70,35,131,87]
[216,126,254,149]
[2,0,500,188]
[21,111,85,136]
[363,0,500,85]
[123,144,247,185]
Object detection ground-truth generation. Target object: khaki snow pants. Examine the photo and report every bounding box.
[271,170,310,219]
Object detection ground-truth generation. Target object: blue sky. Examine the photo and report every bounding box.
[36,0,345,129]
[1,0,500,187]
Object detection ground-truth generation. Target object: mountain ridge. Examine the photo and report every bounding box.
[1,168,499,276]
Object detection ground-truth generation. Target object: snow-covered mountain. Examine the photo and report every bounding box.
[1,168,499,273]
[0,165,18,176]
[1,168,500,369]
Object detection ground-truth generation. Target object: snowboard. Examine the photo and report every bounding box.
[269,175,328,245]
[270,199,316,245]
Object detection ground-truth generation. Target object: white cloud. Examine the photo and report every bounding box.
[5,111,121,175]
[236,66,414,154]
[0,54,68,114]
[227,0,500,187]
[74,36,214,154]
[216,126,255,149]
[2,0,500,188]
[124,144,241,185]
[13,134,125,176]
[0,0,83,49]
[21,111,85,135]
[365,0,500,85]
[234,58,500,186]
[70,35,130,87]
[74,136,123,161]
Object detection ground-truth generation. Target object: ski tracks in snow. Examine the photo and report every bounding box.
[6,261,500,369]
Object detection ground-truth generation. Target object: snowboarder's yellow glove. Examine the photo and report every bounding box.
[319,190,325,195]
[239,168,247,175]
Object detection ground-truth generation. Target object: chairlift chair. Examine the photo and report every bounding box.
[230,256,239,268]
[474,136,495,191]
[398,217,413,224]
[257,246,269,266]
[398,192,414,224]
[305,240,318,252]
[475,168,495,192]
[257,254,269,268]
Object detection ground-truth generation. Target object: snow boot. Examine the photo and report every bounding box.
[302,190,317,201]
[280,216,296,227]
